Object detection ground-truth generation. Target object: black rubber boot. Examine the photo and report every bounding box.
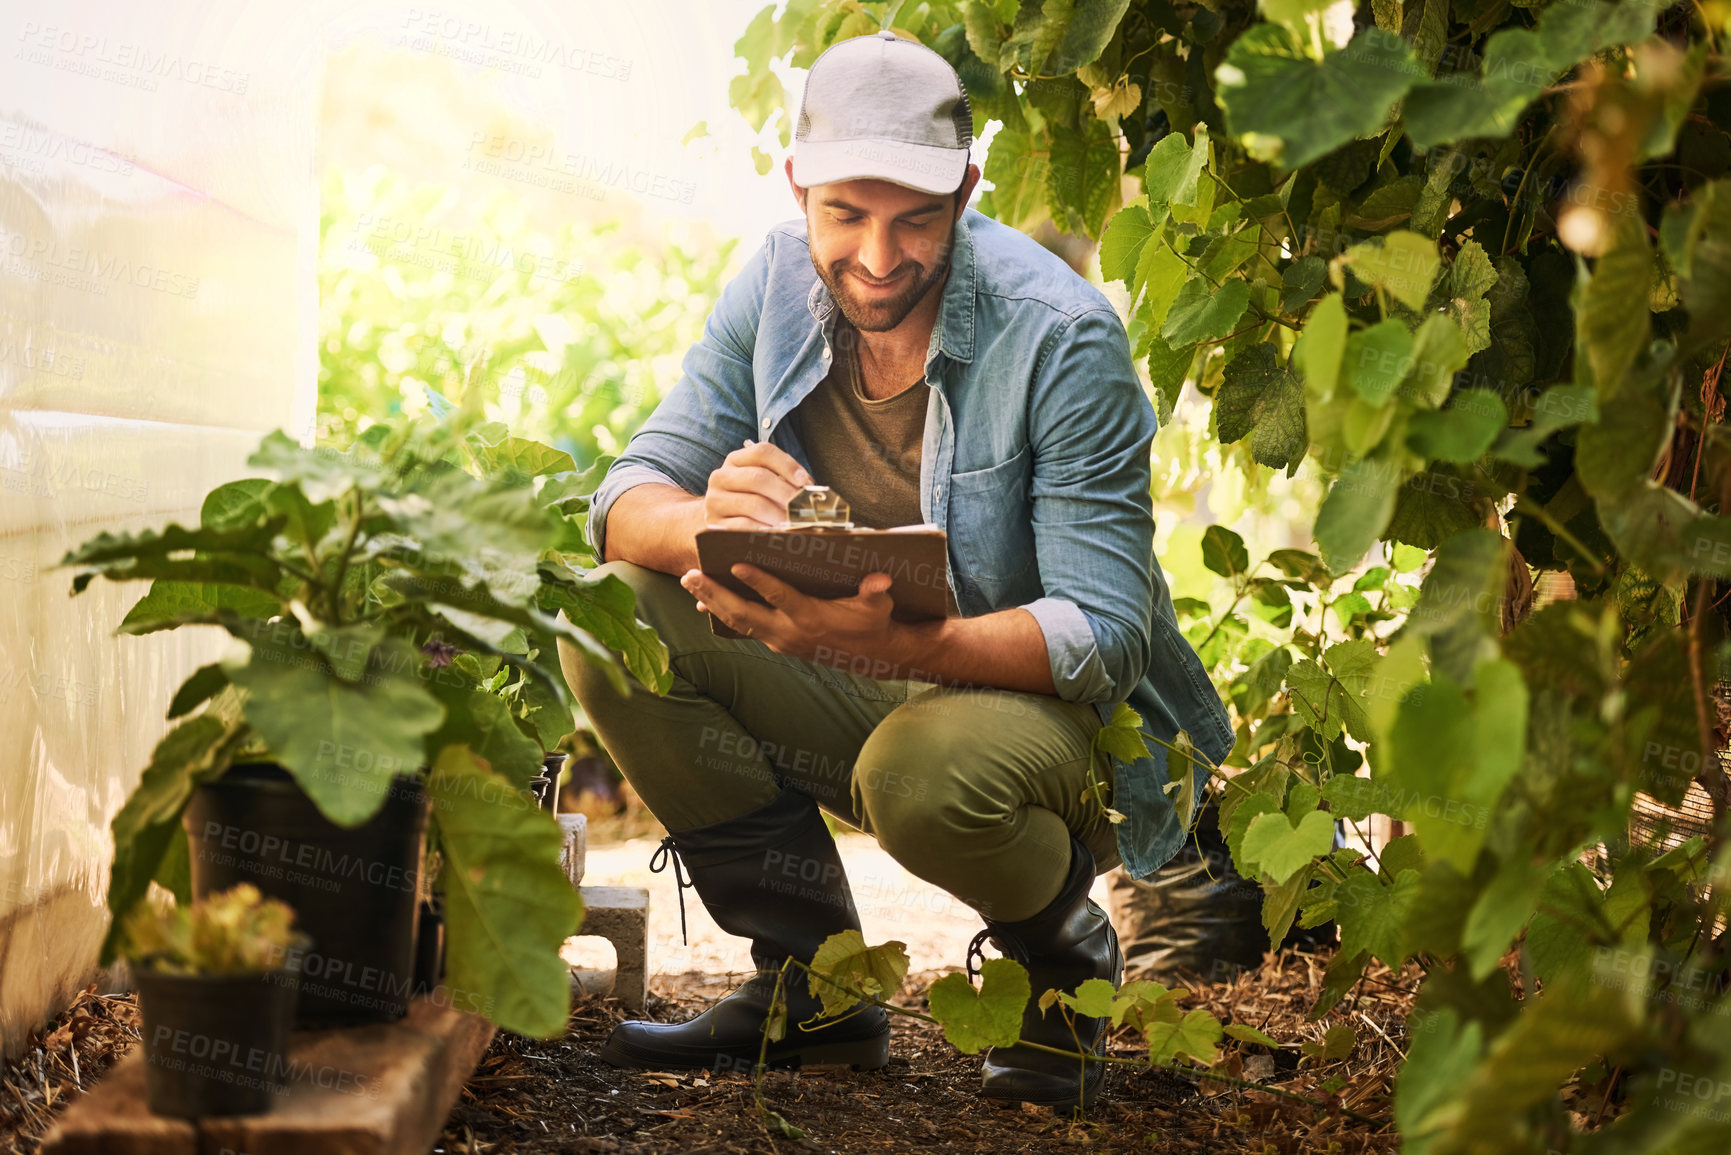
[972,837,1123,1110]
[597,787,890,1072]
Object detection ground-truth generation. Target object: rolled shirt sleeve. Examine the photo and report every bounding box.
[1025,308,1160,706]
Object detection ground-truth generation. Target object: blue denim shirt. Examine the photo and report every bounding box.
[587,207,1235,880]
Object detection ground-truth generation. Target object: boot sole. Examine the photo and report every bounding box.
[981,1065,1109,1111]
[598,1028,891,1073]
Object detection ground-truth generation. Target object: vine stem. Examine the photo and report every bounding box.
[772,960,1387,1128]
[328,485,366,626]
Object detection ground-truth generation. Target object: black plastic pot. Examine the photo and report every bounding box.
[412,894,445,996]
[185,763,429,1026]
[136,964,298,1117]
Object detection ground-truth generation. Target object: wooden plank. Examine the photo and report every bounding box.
[41,993,495,1155]
[37,1055,196,1155]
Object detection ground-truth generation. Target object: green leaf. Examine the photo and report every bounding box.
[1055,976,1119,1019]
[1139,131,1204,211]
[1442,241,1499,356]
[200,478,273,531]
[467,434,577,481]
[119,581,284,636]
[1099,199,1155,286]
[1461,855,1547,981]
[1345,319,1415,406]
[428,684,544,788]
[1335,867,1418,967]
[1282,257,1329,313]
[1144,1007,1223,1067]
[1578,210,1653,399]
[1400,313,1471,409]
[1046,116,1122,239]
[62,521,285,595]
[538,569,672,695]
[1301,1022,1357,1062]
[167,664,229,720]
[1341,231,1439,311]
[1225,1023,1280,1049]
[1406,390,1509,462]
[1161,278,1251,346]
[1215,26,1420,171]
[807,930,911,1019]
[1403,0,1660,149]
[1200,525,1250,579]
[1285,638,1377,742]
[981,127,1050,233]
[1294,293,1348,400]
[1314,455,1400,575]
[1267,548,1332,586]
[1225,791,1282,875]
[428,746,583,1037]
[229,637,446,827]
[1146,333,1193,422]
[928,957,1030,1054]
[102,716,236,964]
[1425,986,1636,1154]
[1240,809,1336,884]
[247,429,389,503]
[1094,701,1152,762]
[1405,526,1506,640]
[1015,0,1133,75]
[1215,344,1308,472]
[1524,863,1610,990]
[1394,1006,1485,1150]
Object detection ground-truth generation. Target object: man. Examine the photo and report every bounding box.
[557,30,1233,1109]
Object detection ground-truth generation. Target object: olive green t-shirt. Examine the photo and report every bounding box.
[787,321,929,531]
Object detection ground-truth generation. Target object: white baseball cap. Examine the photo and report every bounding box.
[790,30,973,196]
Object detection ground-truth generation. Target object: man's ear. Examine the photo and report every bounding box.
[785,158,807,212]
[953,163,982,219]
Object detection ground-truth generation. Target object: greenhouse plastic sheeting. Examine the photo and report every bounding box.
[0,0,320,1058]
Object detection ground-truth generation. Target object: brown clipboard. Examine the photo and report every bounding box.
[693,525,952,638]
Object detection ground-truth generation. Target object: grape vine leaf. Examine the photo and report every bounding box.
[1216,343,1308,473]
[928,957,1029,1054]
[1406,390,1509,463]
[1403,0,1660,148]
[1240,809,1337,884]
[1046,116,1122,239]
[1314,454,1401,574]
[1144,1007,1224,1067]
[1162,277,1251,345]
[1215,26,1420,170]
[808,930,911,1019]
[1335,867,1419,967]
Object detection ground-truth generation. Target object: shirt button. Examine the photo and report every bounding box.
[761,418,772,429]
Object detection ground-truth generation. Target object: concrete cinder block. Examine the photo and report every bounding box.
[558,813,587,886]
[572,886,649,1012]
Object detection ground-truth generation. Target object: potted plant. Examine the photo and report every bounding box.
[68,404,670,1038]
[125,883,306,1117]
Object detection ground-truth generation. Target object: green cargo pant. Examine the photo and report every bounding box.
[558,561,1121,922]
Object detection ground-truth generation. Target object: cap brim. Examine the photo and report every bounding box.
[791,138,968,196]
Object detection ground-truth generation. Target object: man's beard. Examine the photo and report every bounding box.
[811,227,953,333]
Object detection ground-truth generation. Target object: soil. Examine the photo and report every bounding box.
[1,813,1414,1154]
[435,949,1414,1155]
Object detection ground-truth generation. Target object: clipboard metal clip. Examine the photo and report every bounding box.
[782,485,854,530]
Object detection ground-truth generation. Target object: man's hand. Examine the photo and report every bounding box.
[703,441,813,529]
[682,563,897,664]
